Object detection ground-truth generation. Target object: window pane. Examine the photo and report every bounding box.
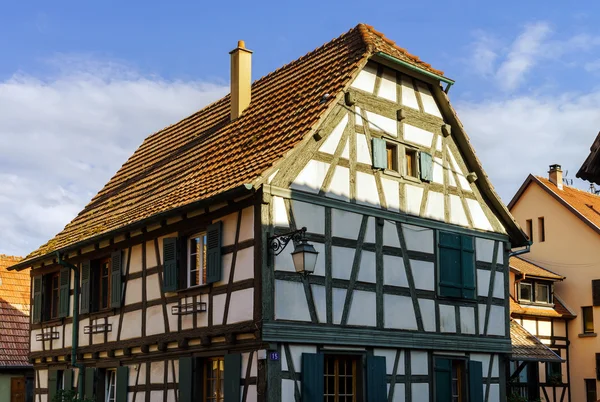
[406,151,415,176]
[584,307,595,333]
[535,284,549,303]
[519,283,532,302]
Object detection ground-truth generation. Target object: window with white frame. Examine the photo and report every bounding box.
[519,282,532,302]
[535,283,550,303]
[188,233,207,287]
[105,369,116,402]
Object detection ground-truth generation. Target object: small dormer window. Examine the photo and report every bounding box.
[519,282,532,302]
[535,283,550,304]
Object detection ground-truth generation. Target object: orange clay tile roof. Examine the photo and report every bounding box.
[0,255,31,367]
[510,296,575,319]
[510,320,562,362]
[510,256,564,281]
[14,24,449,267]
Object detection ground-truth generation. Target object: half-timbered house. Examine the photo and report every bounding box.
[9,24,528,402]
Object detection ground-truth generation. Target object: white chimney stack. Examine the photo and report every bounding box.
[230,40,252,121]
[549,164,563,190]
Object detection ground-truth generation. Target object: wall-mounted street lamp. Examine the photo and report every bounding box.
[269,227,319,275]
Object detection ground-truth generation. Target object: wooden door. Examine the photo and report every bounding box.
[10,377,25,402]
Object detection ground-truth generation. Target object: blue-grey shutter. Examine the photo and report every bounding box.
[420,151,433,181]
[32,276,42,323]
[302,353,324,401]
[64,369,73,392]
[179,357,193,402]
[434,358,452,402]
[80,261,91,314]
[59,267,70,318]
[110,251,123,308]
[469,360,484,402]
[438,232,462,298]
[372,138,387,169]
[461,235,475,299]
[366,355,386,402]
[48,369,58,401]
[224,354,241,402]
[163,237,179,292]
[206,222,222,284]
[116,366,128,402]
[84,367,96,399]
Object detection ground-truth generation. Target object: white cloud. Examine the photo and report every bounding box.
[0,57,228,256]
[470,31,498,77]
[496,22,552,91]
[456,90,600,202]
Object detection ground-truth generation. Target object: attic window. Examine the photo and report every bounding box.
[518,282,532,302]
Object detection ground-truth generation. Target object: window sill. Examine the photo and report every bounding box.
[40,318,63,326]
[402,175,421,184]
[518,301,554,307]
[578,333,597,338]
[88,309,116,319]
[176,284,210,296]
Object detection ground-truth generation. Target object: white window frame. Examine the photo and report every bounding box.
[187,232,207,288]
[535,283,550,304]
[105,369,116,402]
[519,282,532,302]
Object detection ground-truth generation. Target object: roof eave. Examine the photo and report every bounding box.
[8,184,255,271]
[375,51,454,90]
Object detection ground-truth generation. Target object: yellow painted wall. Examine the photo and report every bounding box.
[511,180,600,402]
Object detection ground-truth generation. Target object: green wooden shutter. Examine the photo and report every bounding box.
[593,280,600,306]
[366,355,387,402]
[438,232,462,298]
[163,237,179,292]
[84,367,95,399]
[110,251,123,308]
[80,261,91,314]
[58,267,70,318]
[32,276,42,323]
[64,369,73,393]
[469,360,484,402]
[206,222,223,284]
[179,357,193,402]
[116,366,129,402]
[48,369,58,401]
[434,358,452,402]
[302,353,324,402]
[420,151,433,182]
[372,138,387,169]
[224,354,241,402]
[461,235,475,299]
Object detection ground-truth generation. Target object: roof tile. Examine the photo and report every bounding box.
[510,256,564,280]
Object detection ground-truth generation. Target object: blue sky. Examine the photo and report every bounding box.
[2,1,600,255]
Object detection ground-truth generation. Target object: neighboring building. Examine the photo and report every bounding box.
[0,255,34,402]
[9,24,529,402]
[508,256,574,402]
[509,165,600,402]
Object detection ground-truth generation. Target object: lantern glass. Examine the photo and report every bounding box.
[291,241,319,274]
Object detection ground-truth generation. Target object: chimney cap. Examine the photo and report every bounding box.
[230,40,253,54]
[549,164,562,172]
[237,40,245,49]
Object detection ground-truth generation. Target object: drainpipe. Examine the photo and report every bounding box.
[56,252,85,398]
[508,242,531,257]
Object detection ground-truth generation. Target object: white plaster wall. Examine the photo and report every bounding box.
[411,351,429,375]
[487,384,500,402]
[424,191,445,221]
[384,294,417,330]
[292,200,325,235]
[272,196,289,227]
[411,260,435,291]
[493,272,504,299]
[129,244,143,274]
[356,172,380,207]
[365,217,376,244]
[120,310,142,340]
[439,304,456,333]
[37,368,48,388]
[402,224,433,253]
[366,111,397,136]
[383,221,401,247]
[351,63,377,93]
[146,274,161,301]
[449,194,468,226]
[417,84,442,118]
[332,288,346,325]
[373,349,404,375]
[291,160,329,194]
[275,280,311,322]
[228,288,254,324]
[149,391,162,402]
[383,255,407,287]
[377,68,397,102]
[319,115,348,155]
[64,322,73,347]
[145,305,165,336]
[382,178,400,212]
[477,270,490,297]
[432,157,444,184]
[241,351,258,378]
[233,247,254,282]
[521,319,537,335]
[125,278,142,305]
[488,306,505,336]
[404,185,423,216]
[356,133,371,165]
[332,209,362,239]
[79,317,89,346]
[466,199,493,232]
[245,385,257,402]
[327,166,350,201]
[341,140,350,159]
[347,290,377,326]
[460,306,476,335]
[132,392,145,402]
[281,344,317,372]
[30,330,41,352]
[166,302,178,332]
[355,107,363,126]
[391,384,406,402]
[419,299,436,332]
[212,293,226,326]
[475,238,495,262]
[281,379,296,401]
[150,361,163,383]
[401,76,419,110]
[331,246,355,280]
[357,251,376,283]
[403,124,434,147]
[145,241,157,267]
[412,383,429,402]
[311,284,326,323]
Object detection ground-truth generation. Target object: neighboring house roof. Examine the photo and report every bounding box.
[0,255,31,367]
[510,296,575,319]
[577,130,600,185]
[509,256,564,281]
[509,174,600,236]
[510,320,562,362]
[10,23,528,271]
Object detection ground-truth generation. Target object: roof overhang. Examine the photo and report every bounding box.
[510,321,563,363]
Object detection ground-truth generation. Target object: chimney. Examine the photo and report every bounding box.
[230,40,253,120]
[549,164,563,190]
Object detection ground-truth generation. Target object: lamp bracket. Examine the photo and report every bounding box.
[269,227,307,256]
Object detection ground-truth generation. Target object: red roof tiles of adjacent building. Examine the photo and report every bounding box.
[510,320,562,362]
[0,255,31,367]
[509,256,564,281]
